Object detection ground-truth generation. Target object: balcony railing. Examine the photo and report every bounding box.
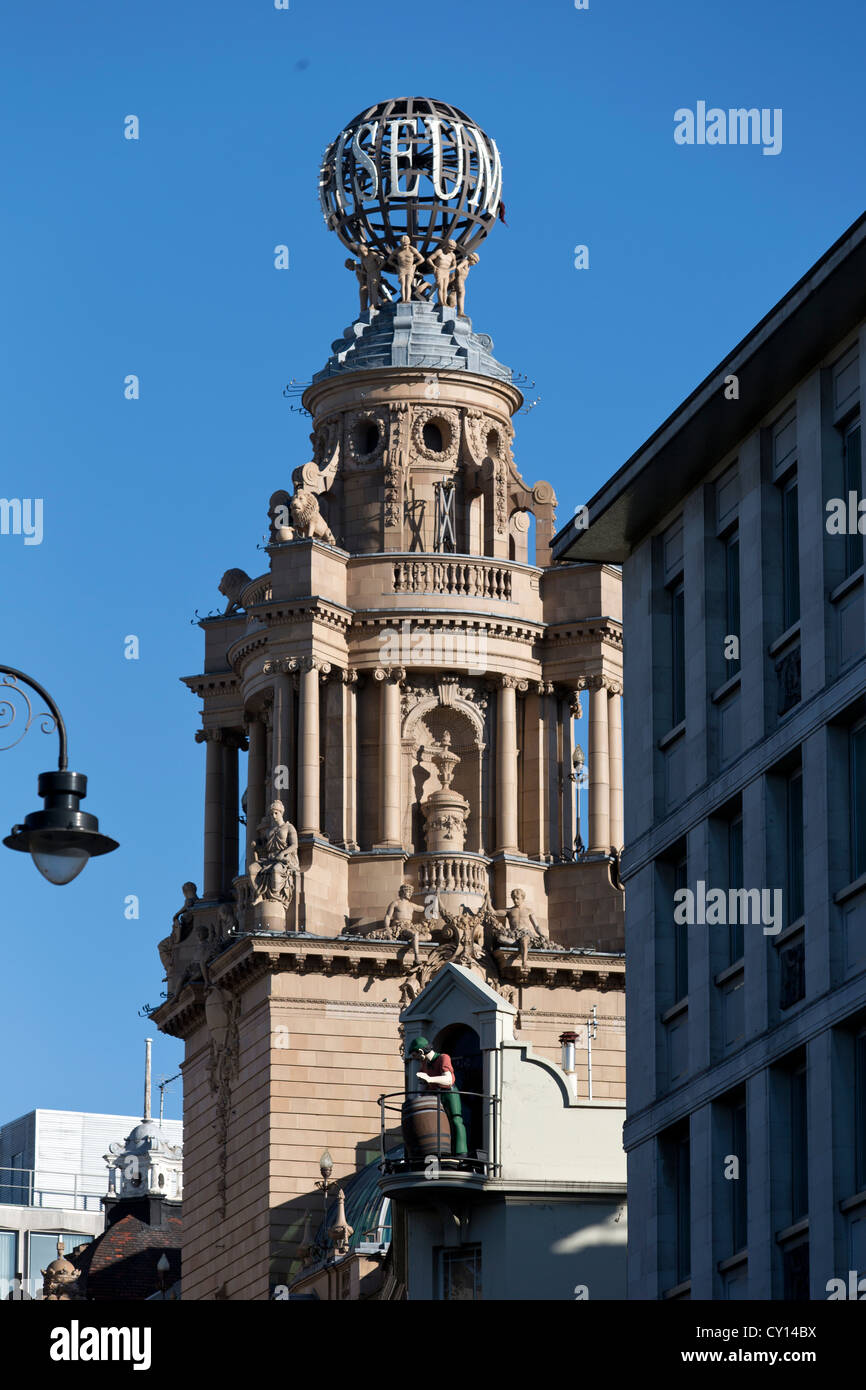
[0,1166,108,1212]
[378,1090,499,1179]
[392,559,513,601]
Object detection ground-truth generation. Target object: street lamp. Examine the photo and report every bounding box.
[1,666,118,884]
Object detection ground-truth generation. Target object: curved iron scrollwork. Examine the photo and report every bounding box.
[0,669,65,766]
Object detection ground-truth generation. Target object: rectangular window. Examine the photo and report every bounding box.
[0,1231,16,1302]
[674,856,688,1002]
[675,1132,691,1284]
[851,724,866,882]
[844,422,862,578]
[786,769,804,924]
[791,1064,808,1222]
[725,532,740,676]
[856,1029,866,1193]
[782,1242,810,1301]
[728,815,744,964]
[437,1244,482,1300]
[781,478,800,630]
[671,580,685,727]
[731,1100,748,1254]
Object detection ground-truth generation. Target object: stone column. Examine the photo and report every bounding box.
[342,671,358,850]
[298,657,328,836]
[375,666,405,848]
[561,692,578,855]
[245,716,267,868]
[264,664,293,803]
[196,728,224,898]
[588,676,610,853]
[608,682,624,850]
[221,733,241,892]
[496,676,525,854]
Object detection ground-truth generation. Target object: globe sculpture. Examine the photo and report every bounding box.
[319,96,503,311]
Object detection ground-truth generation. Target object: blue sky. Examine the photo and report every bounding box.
[1,0,864,1124]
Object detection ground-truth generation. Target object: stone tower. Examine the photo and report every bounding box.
[154,98,625,1300]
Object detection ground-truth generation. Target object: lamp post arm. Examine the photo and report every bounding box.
[0,665,68,770]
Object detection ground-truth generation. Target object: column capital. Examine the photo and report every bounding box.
[586,674,608,693]
[340,668,359,685]
[299,656,332,678]
[607,680,623,697]
[536,680,555,697]
[374,666,406,684]
[262,657,294,676]
[195,727,224,744]
[498,675,528,692]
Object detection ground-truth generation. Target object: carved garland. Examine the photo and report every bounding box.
[410,406,460,463]
[344,409,387,466]
[384,403,409,528]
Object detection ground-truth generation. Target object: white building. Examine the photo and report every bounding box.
[554,213,866,1299]
[0,1109,182,1298]
[378,964,627,1300]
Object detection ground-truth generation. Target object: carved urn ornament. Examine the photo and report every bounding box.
[421,734,470,852]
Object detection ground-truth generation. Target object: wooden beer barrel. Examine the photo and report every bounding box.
[401,1094,451,1157]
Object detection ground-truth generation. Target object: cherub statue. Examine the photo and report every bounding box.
[494,886,549,969]
[383,882,427,964]
[450,251,479,316]
[389,235,424,302]
[219,570,251,616]
[248,800,299,906]
[427,239,459,307]
[349,240,386,310]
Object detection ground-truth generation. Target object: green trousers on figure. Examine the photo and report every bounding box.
[440,1089,468,1156]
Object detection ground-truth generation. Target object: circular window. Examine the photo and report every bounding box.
[354,420,380,458]
[423,421,444,453]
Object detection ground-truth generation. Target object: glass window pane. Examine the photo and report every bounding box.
[676,1134,691,1283]
[674,857,688,1001]
[0,1231,16,1301]
[728,817,744,963]
[726,536,740,675]
[731,1102,747,1253]
[782,482,800,628]
[791,1069,808,1221]
[787,772,804,923]
[856,1032,866,1193]
[844,424,862,577]
[671,584,685,726]
[852,727,866,881]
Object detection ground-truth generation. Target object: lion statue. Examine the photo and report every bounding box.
[290,487,336,545]
[219,568,252,615]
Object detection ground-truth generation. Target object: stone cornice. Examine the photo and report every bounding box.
[152,935,624,1039]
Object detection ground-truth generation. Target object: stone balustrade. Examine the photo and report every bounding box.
[392,559,513,601]
[414,852,490,898]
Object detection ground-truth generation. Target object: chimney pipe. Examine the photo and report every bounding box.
[144,1037,152,1121]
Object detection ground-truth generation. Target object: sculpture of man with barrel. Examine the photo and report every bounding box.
[407,1036,468,1157]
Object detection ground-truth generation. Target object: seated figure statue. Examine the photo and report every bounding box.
[248,800,299,906]
[493,886,550,968]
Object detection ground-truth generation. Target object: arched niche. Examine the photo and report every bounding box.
[402,695,486,852]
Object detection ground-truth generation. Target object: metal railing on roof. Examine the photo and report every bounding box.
[0,1166,108,1212]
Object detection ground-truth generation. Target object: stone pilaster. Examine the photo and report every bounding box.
[374,666,405,849]
[587,676,610,853]
[495,675,526,854]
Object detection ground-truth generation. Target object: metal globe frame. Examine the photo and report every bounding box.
[319,96,503,265]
